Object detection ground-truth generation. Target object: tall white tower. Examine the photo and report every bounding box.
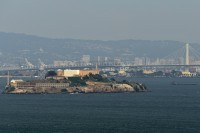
[185,43,189,65]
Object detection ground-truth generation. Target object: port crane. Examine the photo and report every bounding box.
[25,58,34,68]
[38,58,47,70]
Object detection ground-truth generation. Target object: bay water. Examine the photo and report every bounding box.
[0,77,200,133]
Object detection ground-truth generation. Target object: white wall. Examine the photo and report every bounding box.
[64,70,80,77]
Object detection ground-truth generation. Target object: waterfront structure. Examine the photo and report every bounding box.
[10,79,69,88]
[63,69,99,77]
[143,70,154,74]
[57,69,64,76]
[35,83,69,88]
[64,70,80,77]
[79,70,99,77]
[10,79,24,87]
[181,71,196,77]
[118,70,126,76]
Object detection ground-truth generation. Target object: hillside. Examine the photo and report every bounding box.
[0,32,199,65]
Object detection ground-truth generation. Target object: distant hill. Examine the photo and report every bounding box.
[0,32,199,65]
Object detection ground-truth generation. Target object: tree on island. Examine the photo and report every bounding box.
[82,73,109,82]
[45,70,57,78]
[68,77,87,87]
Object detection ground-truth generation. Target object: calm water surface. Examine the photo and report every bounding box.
[0,77,200,133]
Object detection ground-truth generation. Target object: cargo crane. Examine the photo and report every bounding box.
[38,58,47,70]
[25,58,34,68]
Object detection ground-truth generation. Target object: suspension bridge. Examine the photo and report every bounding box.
[163,43,200,65]
[1,43,200,72]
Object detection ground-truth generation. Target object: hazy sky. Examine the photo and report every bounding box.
[0,0,200,42]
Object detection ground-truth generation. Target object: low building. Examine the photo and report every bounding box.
[143,70,154,74]
[64,70,80,77]
[118,70,126,76]
[63,69,99,77]
[181,71,196,77]
[10,79,25,87]
[10,79,69,88]
[79,70,100,77]
[11,80,35,88]
[35,83,69,88]
[57,69,64,76]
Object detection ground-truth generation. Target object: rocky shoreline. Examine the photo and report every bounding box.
[5,81,147,94]
[4,73,148,94]
[66,82,147,93]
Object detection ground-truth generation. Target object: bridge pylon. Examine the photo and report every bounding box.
[185,43,189,65]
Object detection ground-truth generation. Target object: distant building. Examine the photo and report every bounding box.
[54,60,76,67]
[35,83,69,88]
[82,55,90,64]
[104,57,108,62]
[10,79,69,88]
[54,61,67,67]
[118,70,126,76]
[79,70,100,77]
[143,70,154,74]
[98,56,101,62]
[181,71,193,77]
[64,70,80,77]
[57,69,64,76]
[15,82,68,88]
[134,57,146,66]
[10,79,26,87]
[114,58,121,65]
[63,69,100,77]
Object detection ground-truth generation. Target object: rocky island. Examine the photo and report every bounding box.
[4,70,147,94]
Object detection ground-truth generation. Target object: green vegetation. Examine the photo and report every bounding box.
[83,73,110,82]
[61,88,67,93]
[67,74,112,87]
[68,77,87,87]
[45,71,57,78]
[4,86,15,93]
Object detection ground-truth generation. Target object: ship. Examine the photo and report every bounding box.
[171,81,197,85]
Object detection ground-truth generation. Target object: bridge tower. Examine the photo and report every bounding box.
[185,43,189,65]
[185,43,190,72]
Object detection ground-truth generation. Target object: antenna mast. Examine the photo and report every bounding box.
[7,71,10,86]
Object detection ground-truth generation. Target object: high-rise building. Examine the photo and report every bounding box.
[82,55,90,64]
[98,56,101,64]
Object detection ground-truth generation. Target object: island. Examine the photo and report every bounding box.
[3,70,147,94]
